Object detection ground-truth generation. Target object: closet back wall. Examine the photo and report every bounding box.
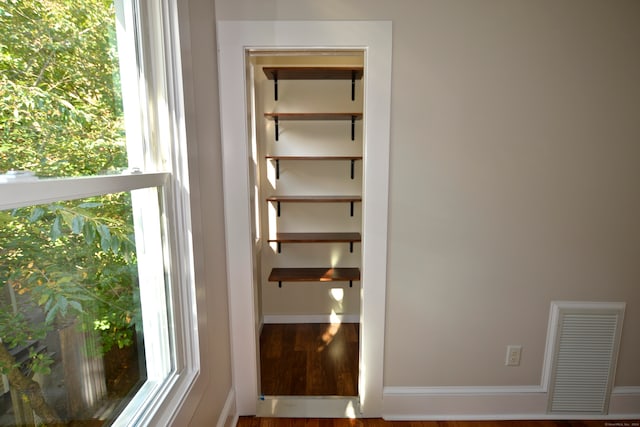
[252,55,364,322]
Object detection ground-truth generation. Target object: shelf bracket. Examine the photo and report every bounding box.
[278,281,282,288]
[351,71,356,101]
[274,77,278,101]
[275,159,280,179]
[275,117,279,141]
[349,280,353,288]
[350,201,354,217]
[277,242,281,253]
[350,160,355,179]
[277,201,281,217]
[349,241,354,253]
[351,116,356,141]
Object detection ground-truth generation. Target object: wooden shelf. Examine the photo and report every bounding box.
[266,195,361,217]
[268,267,360,287]
[265,155,362,161]
[268,232,361,253]
[268,232,361,243]
[266,155,362,179]
[264,113,362,121]
[263,67,363,81]
[266,195,361,203]
[265,113,362,141]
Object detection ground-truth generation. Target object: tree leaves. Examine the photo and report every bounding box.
[0,0,126,178]
[28,207,45,222]
[83,218,96,244]
[2,197,140,356]
[71,214,84,234]
[97,223,111,252]
[0,0,143,417]
[39,201,135,255]
[50,216,62,240]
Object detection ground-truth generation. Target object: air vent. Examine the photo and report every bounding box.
[547,302,625,414]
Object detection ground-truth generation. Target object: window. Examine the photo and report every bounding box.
[0,0,197,425]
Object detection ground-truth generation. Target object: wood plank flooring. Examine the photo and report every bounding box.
[238,417,638,427]
[260,323,359,396]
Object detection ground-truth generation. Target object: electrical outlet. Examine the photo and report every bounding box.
[506,345,522,366]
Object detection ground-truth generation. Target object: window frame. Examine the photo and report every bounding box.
[0,0,200,424]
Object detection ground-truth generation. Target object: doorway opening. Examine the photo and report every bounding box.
[216,20,392,417]
[246,51,364,413]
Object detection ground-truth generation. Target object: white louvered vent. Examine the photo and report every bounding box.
[547,302,625,414]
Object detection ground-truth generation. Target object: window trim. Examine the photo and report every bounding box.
[119,0,203,424]
[0,173,168,210]
[128,0,202,424]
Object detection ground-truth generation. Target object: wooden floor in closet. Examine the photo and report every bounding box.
[260,323,359,396]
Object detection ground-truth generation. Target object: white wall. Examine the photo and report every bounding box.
[209,0,640,419]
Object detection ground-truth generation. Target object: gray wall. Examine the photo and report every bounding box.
[213,0,640,391]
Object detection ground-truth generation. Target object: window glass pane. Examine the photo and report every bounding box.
[0,0,129,178]
[0,190,164,426]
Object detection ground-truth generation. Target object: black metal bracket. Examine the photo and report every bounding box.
[351,116,356,141]
[277,242,282,253]
[349,242,354,253]
[351,71,356,101]
[274,77,278,101]
[349,280,353,288]
[275,159,280,179]
[277,201,281,217]
[278,281,282,288]
[274,117,279,141]
[350,201,354,217]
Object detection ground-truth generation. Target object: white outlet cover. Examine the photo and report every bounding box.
[506,345,522,366]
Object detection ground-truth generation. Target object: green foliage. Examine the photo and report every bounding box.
[1,196,141,352]
[0,310,46,350]
[0,0,143,366]
[0,0,127,177]
[28,348,54,375]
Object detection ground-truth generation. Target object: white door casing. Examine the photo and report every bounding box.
[216,20,392,416]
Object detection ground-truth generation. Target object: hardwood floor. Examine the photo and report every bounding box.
[259,323,359,396]
[238,417,636,427]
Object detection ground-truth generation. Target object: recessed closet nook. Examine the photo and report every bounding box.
[247,51,364,398]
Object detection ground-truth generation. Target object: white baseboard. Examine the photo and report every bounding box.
[383,386,546,420]
[217,389,237,427]
[610,386,640,415]
[263,314,360,324]
[382,386,640,420]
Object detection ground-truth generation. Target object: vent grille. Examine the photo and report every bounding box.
[548,303,624,414]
